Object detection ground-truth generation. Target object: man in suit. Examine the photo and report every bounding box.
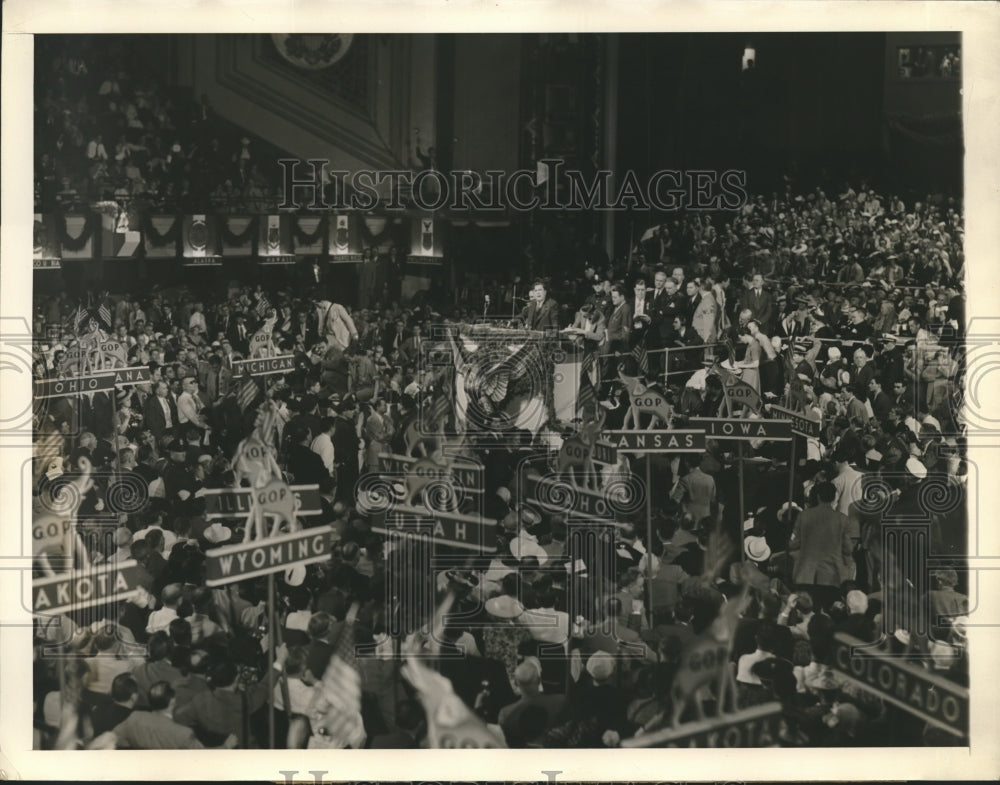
[286,423,334,493]
[333,395,362,506]
[602,284,632,391]
[867,376,894,423]
[739,274,775,334]
[565,302,607,354]
[143,381,179,441]
[520,280,560,331]
[671,455,718,523]
[647,271,684,378]
[228,314,251,355]
[788,481,854,607]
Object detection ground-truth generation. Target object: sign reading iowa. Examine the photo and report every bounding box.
[689,417,793,442]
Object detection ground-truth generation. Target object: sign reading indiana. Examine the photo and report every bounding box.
[620,702,783,748]
[33,560,143,615]
[232,354,295,376]
[830,633,968,737]
[202,484,323,520]
[204,526,334,586]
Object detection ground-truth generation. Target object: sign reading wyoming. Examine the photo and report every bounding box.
[204,526,334,586]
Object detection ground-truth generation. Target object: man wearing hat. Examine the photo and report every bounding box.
[788,482,854,609]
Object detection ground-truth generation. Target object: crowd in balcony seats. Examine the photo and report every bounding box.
[34,36,283,217]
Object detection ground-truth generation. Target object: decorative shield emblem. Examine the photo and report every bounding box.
[336,215,349,250]
[421,219,434,252]
[188,216,207,253]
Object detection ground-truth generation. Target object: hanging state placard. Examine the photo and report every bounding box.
[328,212,363,263]
[34,214,61,270]
[258,214,295,265]
[182,215,221,266]
[408,212,444,265]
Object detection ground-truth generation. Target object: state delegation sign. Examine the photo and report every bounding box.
[372,505,493,552]
[35,373,117,399]
[202,484,323,519]
[769,404,823,438]
[604,429,706,453]
[204,526,334,586]
[232,355,294,376]
[33,560,142,615]
[689,417,793,442]
[830,633,967,737]
[620,702,783,748]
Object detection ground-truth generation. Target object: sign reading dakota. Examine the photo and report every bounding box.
[830,633,967,737]
[604,429,706,453]
[620,703,783,748]
[33,560,142,615]
[232,355,294,376]
[202,484,323,519]
[689,417,793,442]
[205,526,334,586]
[371,505,494,552]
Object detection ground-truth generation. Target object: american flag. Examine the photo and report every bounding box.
[66,305,88,335]
[34,425,65,481]
[631,341,649,377]
[578,350,598,420]
[308,603,366,749]
[237,372,262,412]
[254,294,272,319]
[97,303,112,330]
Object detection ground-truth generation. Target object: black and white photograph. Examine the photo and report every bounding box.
[2,2,999,781]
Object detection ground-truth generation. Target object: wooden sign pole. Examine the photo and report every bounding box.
[737,441,746,562]
[645,456,654,628]
[267,573,276,748]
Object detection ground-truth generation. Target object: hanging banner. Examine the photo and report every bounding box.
[33,214,61,269]
[218,215,257,256]
[293,215,326,255]
[143,215,181,258]
[101,212,141,259]
[258,214,294,264]
[328,212,363,263]
[59,214,97,260]
[182,214,218,258]
[408,212,444,265]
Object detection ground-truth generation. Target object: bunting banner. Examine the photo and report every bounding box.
[218,215,257,256]
[142,215,181,258]
[258,214,295,264]
[182,214,221,266]
[328,213,364,263]
[58,214,97,260]
[293,215,327,255]
[101,213,142,259]
[408,213,444,265]
[33,214,61,270]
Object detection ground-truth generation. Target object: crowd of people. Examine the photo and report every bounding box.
[31,177,969,750]
[34,36,284,217]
